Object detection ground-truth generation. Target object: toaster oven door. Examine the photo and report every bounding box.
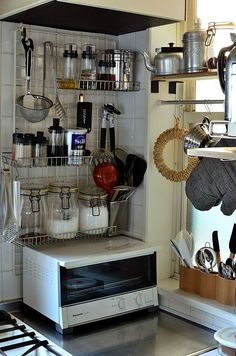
[60,253,157,306]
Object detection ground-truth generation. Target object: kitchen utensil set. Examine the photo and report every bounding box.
[17,28,53,123]
[172,226,236,280]
[171,230,194,268]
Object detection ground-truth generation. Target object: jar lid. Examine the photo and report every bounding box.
[48,182,78,193]
[78,186,107,200]
[65,128,87,135]
[214,328,236,349]
[20,184,48,196]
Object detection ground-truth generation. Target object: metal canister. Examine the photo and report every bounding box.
[103,49,136,90]
[183,24,207,73]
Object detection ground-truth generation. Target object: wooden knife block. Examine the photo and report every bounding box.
[179,265,236,305]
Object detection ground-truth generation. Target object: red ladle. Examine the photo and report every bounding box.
[93,162,119,198]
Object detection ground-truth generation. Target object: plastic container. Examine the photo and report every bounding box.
[78,186,108,234]
[214,327,236,356]
[20,185,48,240]
[47,183,79,239]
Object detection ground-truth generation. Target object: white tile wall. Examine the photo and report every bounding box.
[0,21,148,301]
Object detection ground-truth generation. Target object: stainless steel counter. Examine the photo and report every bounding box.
[6,304,217,356]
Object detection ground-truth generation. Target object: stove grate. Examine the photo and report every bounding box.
[0,310,69,356]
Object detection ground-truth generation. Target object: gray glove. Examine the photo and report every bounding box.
[185,139,236,215]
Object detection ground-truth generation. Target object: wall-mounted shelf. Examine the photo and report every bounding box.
[187,147,236,160]
[151,71,218,93]
[58,79,140,92]
[152,70,217,83]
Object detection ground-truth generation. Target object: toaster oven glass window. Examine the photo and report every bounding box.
[60,253,156,306]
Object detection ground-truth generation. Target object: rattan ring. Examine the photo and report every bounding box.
[153,118,199,182]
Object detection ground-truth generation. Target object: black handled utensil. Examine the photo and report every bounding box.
[212,230,221,271]
[229,223,236,257]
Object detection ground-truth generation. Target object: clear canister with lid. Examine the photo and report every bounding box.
[61,43,78,89]
[20,185,48,240]
[78,186,108,234]
[47,183,79,238]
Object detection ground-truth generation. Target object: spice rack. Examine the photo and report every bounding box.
[58,79,140,92]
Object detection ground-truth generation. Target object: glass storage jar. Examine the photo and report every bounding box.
[47,183,79,239]
[20,185,48,240]
[78,186,108,234]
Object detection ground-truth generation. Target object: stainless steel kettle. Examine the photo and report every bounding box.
[142,43,183,75]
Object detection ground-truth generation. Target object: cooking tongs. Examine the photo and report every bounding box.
[100,104,121,152]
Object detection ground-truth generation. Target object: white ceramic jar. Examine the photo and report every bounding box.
[78,186,108,234]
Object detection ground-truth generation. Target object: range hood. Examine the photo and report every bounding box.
[0,0,184,35]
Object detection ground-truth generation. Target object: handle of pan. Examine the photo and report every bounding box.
[109,127,115,152]
[100,128,106,149]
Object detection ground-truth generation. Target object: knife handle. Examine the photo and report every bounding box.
[212,230,221,269]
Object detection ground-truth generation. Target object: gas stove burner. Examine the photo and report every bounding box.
[0,310,72,356]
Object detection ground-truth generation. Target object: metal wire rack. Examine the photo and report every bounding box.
[3,226,117,247]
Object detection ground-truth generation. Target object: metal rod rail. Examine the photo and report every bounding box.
[157,99,224,105]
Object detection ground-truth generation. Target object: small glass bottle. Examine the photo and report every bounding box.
[80,44,97,89]
[47,183,79,239]
[20,185,48,240]
[12,133,24,164]
[23,133,35,167]
[61,43,78,89]
[34,131,48,167]
[78,186,108,234]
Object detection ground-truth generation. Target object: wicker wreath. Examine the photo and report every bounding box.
[153,118,199,182]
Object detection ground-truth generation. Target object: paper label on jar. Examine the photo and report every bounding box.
[71,133,86,149]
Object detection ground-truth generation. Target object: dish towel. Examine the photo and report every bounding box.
[185,139,236,215]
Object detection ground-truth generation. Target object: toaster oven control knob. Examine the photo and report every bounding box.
[118,297,126,310]
[136,293,145,307]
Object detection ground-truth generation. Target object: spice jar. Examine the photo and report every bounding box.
[34,131,47,167]
[12,133,24,164]
[61,43,78,89]
[20,185,48,240]
[78,187,108,234]
[47,183,79,239]
[81,44,96,81]
[23,133,35,167]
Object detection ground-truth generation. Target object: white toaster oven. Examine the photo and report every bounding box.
[23,235,159,333]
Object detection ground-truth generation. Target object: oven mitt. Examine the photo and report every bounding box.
[185,138,236,216]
